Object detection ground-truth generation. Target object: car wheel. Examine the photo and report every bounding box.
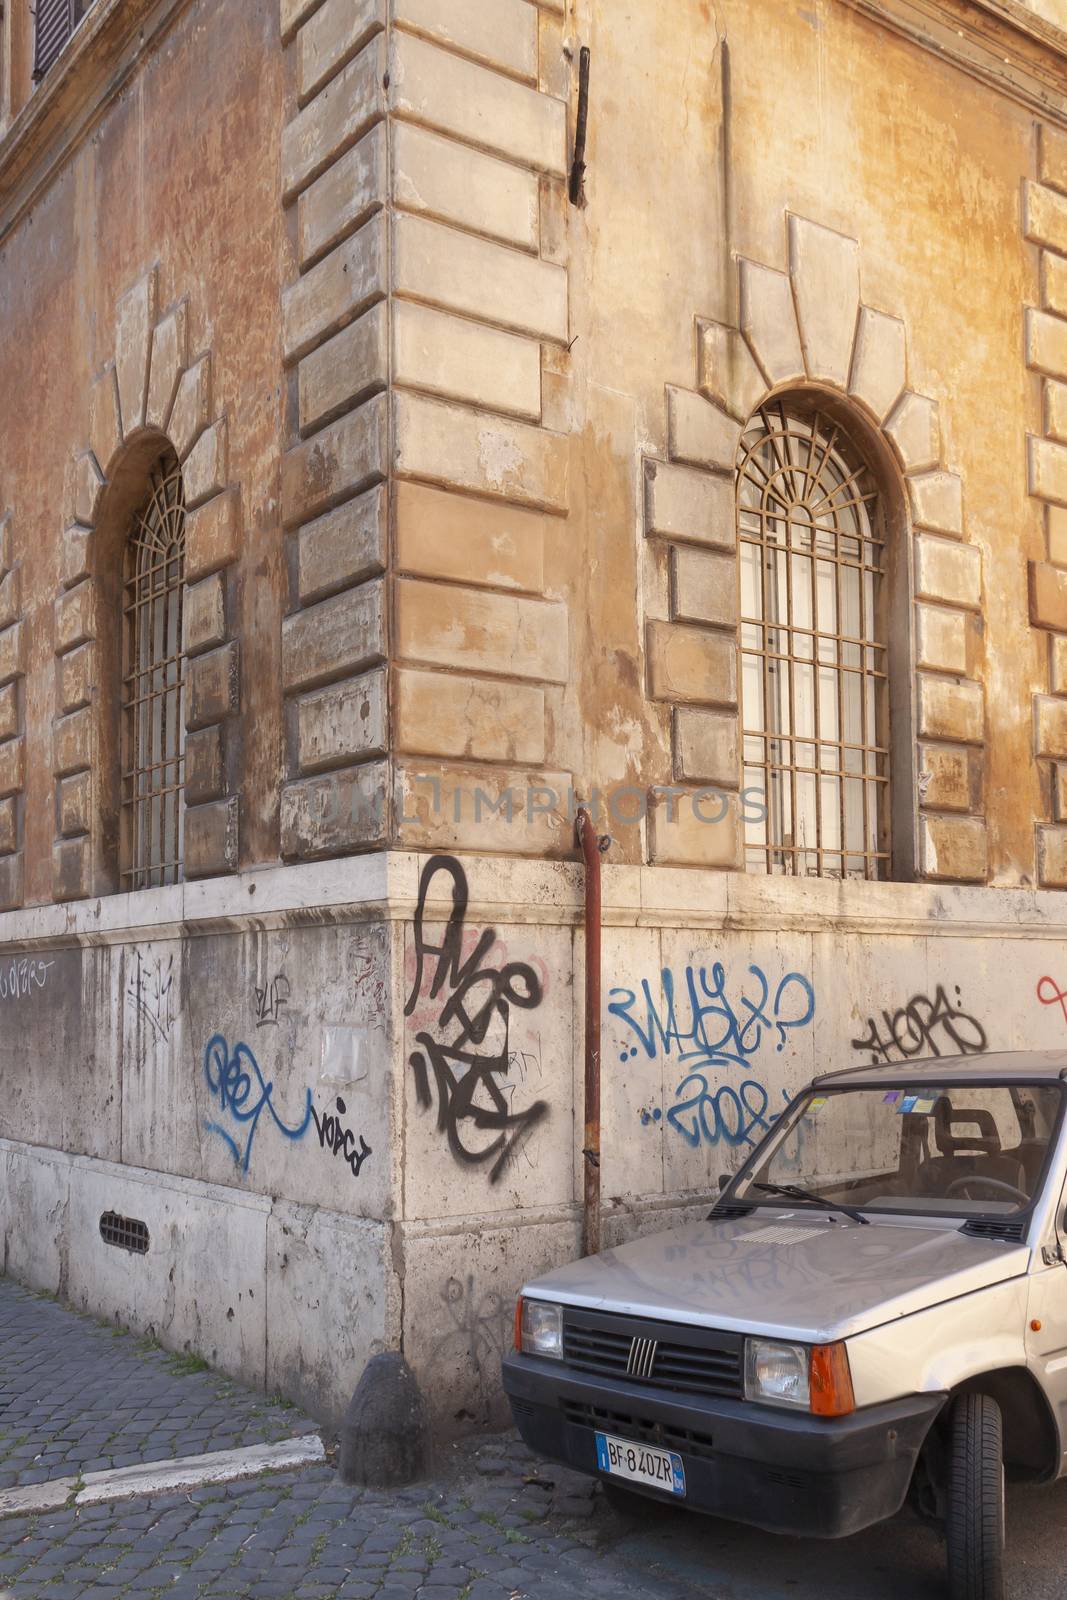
[946,1392,1005,1600]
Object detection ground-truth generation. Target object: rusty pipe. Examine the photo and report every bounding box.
[576,807,602,1258]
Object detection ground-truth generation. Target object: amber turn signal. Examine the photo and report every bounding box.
[809,1342,856,1417]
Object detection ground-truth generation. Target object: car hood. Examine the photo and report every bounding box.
[523,1214,1031,1341]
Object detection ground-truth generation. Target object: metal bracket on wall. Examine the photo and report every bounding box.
[569,46,591,207]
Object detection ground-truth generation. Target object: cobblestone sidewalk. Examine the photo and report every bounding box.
[8,1275,1064,1600]
[0,1279,670,1600]
[0,1282,316,1490]
[0,1443,678,1600]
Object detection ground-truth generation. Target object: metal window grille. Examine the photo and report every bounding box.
[121,458,186,892]
[737,401,890,881]
[99,1212,150,1254]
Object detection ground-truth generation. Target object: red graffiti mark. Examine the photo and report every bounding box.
[1037,975,1067,1024]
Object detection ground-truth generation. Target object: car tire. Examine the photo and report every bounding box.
[946,1392,1005,1600]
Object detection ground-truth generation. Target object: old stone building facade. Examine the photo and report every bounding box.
[6,0,1067,1431]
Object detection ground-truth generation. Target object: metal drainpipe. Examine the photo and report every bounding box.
[576,808,603,1258]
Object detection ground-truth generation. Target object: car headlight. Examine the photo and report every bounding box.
[744,1338,855,1415]
[745,1338,810,1408]
[517,1298,563,1360]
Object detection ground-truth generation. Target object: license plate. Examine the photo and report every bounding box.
[595,1431,686,1496]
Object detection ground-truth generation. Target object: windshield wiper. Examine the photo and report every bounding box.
[753,1182,870,1226]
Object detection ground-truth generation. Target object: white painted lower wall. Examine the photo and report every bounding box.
[3,852,1067,1429]
[0,1141,396,1423]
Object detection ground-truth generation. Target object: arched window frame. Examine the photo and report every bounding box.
[735,393,915,881]
[118,451,187,890]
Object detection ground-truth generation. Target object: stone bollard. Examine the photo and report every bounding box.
[338,1351,431,1487]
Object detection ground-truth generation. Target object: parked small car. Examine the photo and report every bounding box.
[503,1051,1067,1600]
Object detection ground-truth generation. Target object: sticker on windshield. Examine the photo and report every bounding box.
[883,1090,902,1104]
[806,1097,827,1113]
[912,1096,936,1114]
[898,1094,918,1113]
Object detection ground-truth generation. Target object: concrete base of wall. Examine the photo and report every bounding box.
[5,853,1067,1430]
[0,1139,396,1426]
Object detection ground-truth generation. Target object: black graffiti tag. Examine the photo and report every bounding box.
[127,951,175,1044]
[406,855,548,1184]
[310,1095,372,1178]
[254,974,291,1028]
[850,985,988,1064]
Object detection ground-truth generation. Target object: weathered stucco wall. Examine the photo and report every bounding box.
[0,861,401,1421]
[0,0,291,908]
[536,0,1048,882]
[2,0,1067,899]
[6,854,1067,1429]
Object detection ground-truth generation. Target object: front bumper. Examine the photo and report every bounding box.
[503,1352,945,1538]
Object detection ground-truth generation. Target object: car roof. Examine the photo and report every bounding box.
[811,1049,1067,1089]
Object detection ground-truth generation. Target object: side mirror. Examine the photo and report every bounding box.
[718,1173,730,1192]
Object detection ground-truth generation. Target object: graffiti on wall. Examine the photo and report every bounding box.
[0,956,55,1004]
[850,986,987,1064]
[405,855,548,1184]
[427,1274,511,1421]
[126,951,176,1044]
[202,1035,372,1179]
[609,962,816,1149]
[202,1035,314,1172]
[352,949,387,1014]
[1037,974,1067,1028]
[313,1095,372,1178]
[253,974,290,1028]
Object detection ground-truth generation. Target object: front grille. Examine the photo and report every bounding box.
[562,1398,716,1461]
[563,1309,743,1400]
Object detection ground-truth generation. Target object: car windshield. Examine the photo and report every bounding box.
[733,1082,1063,1219]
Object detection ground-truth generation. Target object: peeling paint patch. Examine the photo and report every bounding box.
[477,428,524,491]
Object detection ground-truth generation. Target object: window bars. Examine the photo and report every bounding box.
[121,458,186,891]
[737,402,890,881]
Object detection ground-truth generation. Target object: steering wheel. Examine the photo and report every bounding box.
[945,1175,1029,1205]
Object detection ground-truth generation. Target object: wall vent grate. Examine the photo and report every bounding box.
[100,1212,150,1254]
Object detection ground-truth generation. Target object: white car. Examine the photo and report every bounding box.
[504,1051,1067,1600]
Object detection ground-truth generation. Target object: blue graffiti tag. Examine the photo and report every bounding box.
[202,1034,314,1172]
[610,963,816,1149]
[609,963,815,1069]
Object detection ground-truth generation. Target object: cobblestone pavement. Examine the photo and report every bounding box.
[3,1278,1067,1599]
[3,1433,1067,1600]
[0,1446,645,1600]
[0,1282,316,1489]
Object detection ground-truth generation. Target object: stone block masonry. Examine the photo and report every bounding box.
[1024,125,1067,886]
[277,0,572,863]
[58,266,243,891]
[0,508,23,910]
[646,215,987,880]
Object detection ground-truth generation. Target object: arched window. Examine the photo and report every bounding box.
[737,400,889,880]
[120,453,186,890]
